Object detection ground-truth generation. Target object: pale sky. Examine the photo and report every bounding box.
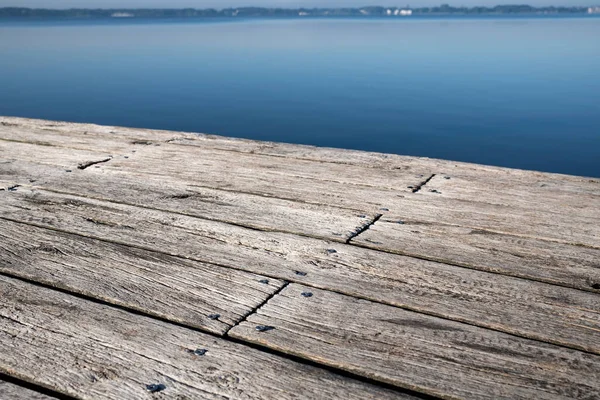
[0,0,589,8]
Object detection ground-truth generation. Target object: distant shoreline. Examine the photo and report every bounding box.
[1,5,598,20]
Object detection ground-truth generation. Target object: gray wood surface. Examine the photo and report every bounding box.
[229,284,600,400]
[378,194,600,249]
[0,160,376,242]
[3,116,599,189]
[0,276,407,400]
[352,218,600,292]
[3,122,598,249]
[3,119,599,248]
[3,117,600,399]
[0,128,426,204]
[0,219,284,335]
[0,381,55,400]
[2,187,600,354]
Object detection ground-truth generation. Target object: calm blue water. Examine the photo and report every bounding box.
[1,17,599,176]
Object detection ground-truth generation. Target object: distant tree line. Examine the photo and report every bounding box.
[0,5,590,19]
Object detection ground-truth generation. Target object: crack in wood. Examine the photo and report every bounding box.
[0,365,80,400]
[224,282,290,336]
[346,214,383,244]
[411,174,436,193]
[77,157,112,171]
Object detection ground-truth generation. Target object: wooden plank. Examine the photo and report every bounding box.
[229,284,600,400]
[0,219,285,335]
[0,276,406,400]
[0,381,55,400]
[352,219,600,292]
[0,138,412,216]
[419,174,600,218]
[4,117,599,193]
[379,194,600,249]
[0,125,428,195]
[3,137,598,248]
[4,122,598,247]
[0,160,373,242]
[3,187,600,354]
[0,139,113,170]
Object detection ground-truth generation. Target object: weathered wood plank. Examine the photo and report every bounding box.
[0,139,113,170]
[3,121,598,247]
[0,381,55,400]
[3,117,599,193]
[2,187,600,354]
[0,276,406,400]
[229,284,600,400]
[379,194,600,249]
[0,160,373,241]
[4,129,598,248]
[3,145,598,248]
[419,174,600,217]
[0,219,284,335]
[0,126,428,195]
[0,138,411,220]
[352,219,600,292]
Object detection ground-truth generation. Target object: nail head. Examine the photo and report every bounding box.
[146,383,166,393]
[256,325,275,332]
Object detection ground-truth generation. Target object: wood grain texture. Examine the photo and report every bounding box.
[418,174,600,227]
[0,219,284,335]
[3,119,598,248]
[0,160,374,242]
[352,219,600,292]
[0,381,55,400]
[378,194,600,249]
[229,284,600,400]
[2,125,598,248]
[0,126,428,203]
[3,116,599,189]
[0,276,407,400]
[2,187,600,354]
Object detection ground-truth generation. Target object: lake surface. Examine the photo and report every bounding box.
[1,17,599,177]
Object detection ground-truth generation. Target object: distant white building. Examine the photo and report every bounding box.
[387,9,392,15]
[588,6,600,14]
[299,11,310,16]
[111,12,134,18]
[392,9,413,16]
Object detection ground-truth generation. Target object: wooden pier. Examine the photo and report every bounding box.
[1,116,599,399]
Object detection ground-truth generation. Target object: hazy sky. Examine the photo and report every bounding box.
[0,0,589,8]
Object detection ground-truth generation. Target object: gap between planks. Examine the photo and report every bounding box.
[0,274,428,399]
[2,214,600,358]
[0,373,72,400]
